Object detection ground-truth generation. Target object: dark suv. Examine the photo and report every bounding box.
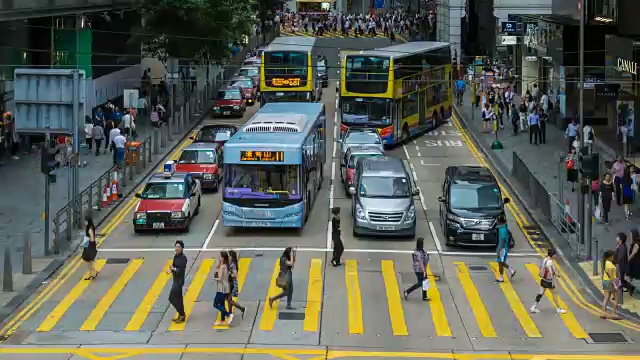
[438,166,511,247]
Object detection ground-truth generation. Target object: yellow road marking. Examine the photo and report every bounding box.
[454,262,497,337]
[214,258,252,329]
[524,263,589,339]
[303,259,323,332]
[80,259,143,331]
[125,260,172,331]
[345,259,364,334]
[489,262,541,338]
[168,258,214,331]
[426,265,452,336]
[381,260,408,336]
[259,261,281,331]
[37,260,107,332]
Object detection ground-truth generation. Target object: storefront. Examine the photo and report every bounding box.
[520,18,564,97]
[296,0,332,12]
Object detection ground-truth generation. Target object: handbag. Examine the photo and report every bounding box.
[613,278,623,290]
[276,271,289,289]
[81,235,90,248]
[421,278,430,291]
[594,206,602,221]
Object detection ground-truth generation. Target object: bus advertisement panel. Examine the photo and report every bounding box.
[339,42,453,146]
[222,102,326,228]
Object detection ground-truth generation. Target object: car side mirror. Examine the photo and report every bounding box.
[189,136,195,140]
[134,193,141,198]
[348,187,356,195]
[412,188,420,196]
[503,197,510,204]
[438,196,445,203]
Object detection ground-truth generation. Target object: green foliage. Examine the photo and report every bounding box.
[137,0,257,63]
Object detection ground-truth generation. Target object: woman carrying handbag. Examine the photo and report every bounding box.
[213,252,233,326]
[269,247,295,310]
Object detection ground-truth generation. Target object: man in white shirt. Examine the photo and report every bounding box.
[113,130,127,166]
[540,93,549,114]
[121,111,134,137]
[583,124,595,153]
[109,127,122,164]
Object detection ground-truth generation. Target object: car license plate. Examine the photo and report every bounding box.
[152,222,165,229]
[472,233,484,240]
[223,111,230,115]
[377,225,395,231]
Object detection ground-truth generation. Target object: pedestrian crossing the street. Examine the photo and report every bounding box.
[23,256,589,339]
[280,30,395,40]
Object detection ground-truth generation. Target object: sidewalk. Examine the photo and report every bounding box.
[453,91,640,317]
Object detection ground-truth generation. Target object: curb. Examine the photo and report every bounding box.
[0,105,211,326]
[452,105,640,323]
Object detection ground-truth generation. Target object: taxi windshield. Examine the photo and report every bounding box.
[141,182,186,199]
[196,128,233,142]
[239,68,259,77]
[348,153,381,168]
[178,149,217,164]
[218,90,242,100]
[231,80,253,88]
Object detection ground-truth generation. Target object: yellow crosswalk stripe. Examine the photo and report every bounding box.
[259,261,281,331]
[454,262,497,337]
[524,263,589,339]
[37,259,107,332]
[303,259,323,332]
[426,265,452,336]
[214,258,252,329]
[489,262,541,338]
[345,259,364,334]
[125,260,172,331]
[80,259,143,331]
[381,260,408,336]
[168,258,215,331]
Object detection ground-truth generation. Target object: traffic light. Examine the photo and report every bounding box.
[332,1,336,9]
[580,152,599,179]
[40,146,60,175]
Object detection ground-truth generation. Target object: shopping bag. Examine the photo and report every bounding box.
[422,278,430,291]
[594,206,602,221]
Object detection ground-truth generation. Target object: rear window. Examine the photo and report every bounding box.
[197,128,233,142]
[449,183,502,210]
[348,153,382,168]
[230,79,253,88]
[217,90,242,100]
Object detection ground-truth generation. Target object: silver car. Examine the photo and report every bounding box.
[339,127,384,165]
[348,156,419,238]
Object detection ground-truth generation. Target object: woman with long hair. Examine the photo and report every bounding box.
[403,237,429,301]
[621,166,634,220]
[227,250,246,317]
[213,252,233,326]
[82,215,99,280]
[628,229,640,281]
[269,247,295,310]
[600,249,621,320]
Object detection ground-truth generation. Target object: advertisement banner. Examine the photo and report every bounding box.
[617,100,635,138]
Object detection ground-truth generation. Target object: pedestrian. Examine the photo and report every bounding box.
[84,118,93,151]
[600,249,621,320]
[92,121,104,156]
[614,232,629,294]
[528,108,540,145]
[628,229,640,283]
[81,215,99,280]
[510,103,519,136]
[611,156,626,206]
[113,129,126,166]
[269,247,295,310]
[168,240,187,323]
[530,249,567,314]
[227,250,246,317]
[403,237,430,301]
[600,173,615,225]
[495,214,515,282]
[539,108,547,144]
[565,118,579,153]
[481,103,493,133]
[475,85,482,109]
[331,207,344,267]
[213,252,234,326]
[622,167,634,220]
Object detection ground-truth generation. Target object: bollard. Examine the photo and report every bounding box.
[120,164,127,188]
[135,147,142,174]
[3,245,13,292]
[128,150,134,181]
[173,112,180,135]
[153,129,161,154]
[179,108,185,133]
[147,140,152,163]
[22,232,32,274]
[186,102,191,123]
[87,185,93,218]
[161,125,168,148]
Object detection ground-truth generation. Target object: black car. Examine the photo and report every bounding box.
[190,125,238,148]
[318,59,328,88]
[438,166,512,247]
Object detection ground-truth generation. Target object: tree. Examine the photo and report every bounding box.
[136,0,257,64]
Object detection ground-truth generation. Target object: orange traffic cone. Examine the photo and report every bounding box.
[106,183,112,205]
[102,185,109,208]
[112,168,119,199]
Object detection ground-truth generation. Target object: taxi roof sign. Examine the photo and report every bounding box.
[163,161,176,178]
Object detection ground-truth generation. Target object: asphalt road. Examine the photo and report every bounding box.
[0,37,638,360]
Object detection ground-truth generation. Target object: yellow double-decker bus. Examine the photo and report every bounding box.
[339,42,453,146]
[260,37,321,106]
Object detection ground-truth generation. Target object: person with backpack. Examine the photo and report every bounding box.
[331,207,344,267]
[495,215,515,282]
[530,249,567,314]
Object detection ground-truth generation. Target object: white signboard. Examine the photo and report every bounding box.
[123,89,139,109]
[500,36,517,46]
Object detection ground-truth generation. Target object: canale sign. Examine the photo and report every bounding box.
[617,57,637,75]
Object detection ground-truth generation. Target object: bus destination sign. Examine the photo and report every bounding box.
[269,77,302,87]
[240,151,285,162]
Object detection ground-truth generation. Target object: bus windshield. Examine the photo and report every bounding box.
[342,97,391,126]
[224,164,301,200]
[345,55,390,93]
[263,51,308,76]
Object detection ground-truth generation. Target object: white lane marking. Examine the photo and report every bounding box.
[420,160,441,166]
[402,144,411,159]
[428,221,443,253]
[415,145,420,151]
[97,247,539,256]
[202,219,219,250]
[332,112,338,159]
[413,140,416,145]
[328,110,338,251]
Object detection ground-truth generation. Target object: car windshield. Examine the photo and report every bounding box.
[197,128,233,142]
[141,182,186,199]
[239,68,259,77]
[231,79,253,88]
[178,149,217,164]
[359,176,410,198]
[218,90,242,100]
[450,183,502,210]
[348,153,381,168]
[345,131,381,145]
[224,164,301,199]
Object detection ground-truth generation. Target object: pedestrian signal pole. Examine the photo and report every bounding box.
[41,126,60,256]
[578,0,586,249]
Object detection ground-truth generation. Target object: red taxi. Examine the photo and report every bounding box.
[176,142,222,191]
[228,76,257,105]
[212,87,246,118]
[340,145,384,196]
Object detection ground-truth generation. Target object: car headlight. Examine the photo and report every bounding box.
[233,106,240,109]
[171,211,185,219]
[447,213,461,223]
[405,205,415,222]
[355,204,367,221]
[203,174,213,180]
[213,106,220,110]
[135,212,146,220]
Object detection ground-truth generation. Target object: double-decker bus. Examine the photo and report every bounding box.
[260,37,321,106]
[339,42,453,146]
[222,102,326,228]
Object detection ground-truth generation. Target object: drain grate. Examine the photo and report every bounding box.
[105,258,130,264]
[279,312,305,321]
[468,265,488,271]
[587,332,630,344]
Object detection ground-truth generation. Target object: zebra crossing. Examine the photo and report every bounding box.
[17,255,589,339]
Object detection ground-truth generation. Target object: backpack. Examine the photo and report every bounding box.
[539,259,550,279]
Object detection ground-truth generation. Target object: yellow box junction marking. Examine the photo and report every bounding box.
[381,260,408,336]
[454,262,497,337]
[80,259,143,331]
[37,259,107,332]
[214,258,252,329]
[125,260,173,331]
[259,261,282,331]
[488,262,541,338]
[525,263,589,339]
[426,265,452,336]
[303,259,323,332]
[168,258,215,331]
[345,259,364,334]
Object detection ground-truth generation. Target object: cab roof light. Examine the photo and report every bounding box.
[163,161,176,178]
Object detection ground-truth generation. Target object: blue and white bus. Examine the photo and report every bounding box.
[222,102,326,228]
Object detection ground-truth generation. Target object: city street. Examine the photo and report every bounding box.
[0,38,638,359]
